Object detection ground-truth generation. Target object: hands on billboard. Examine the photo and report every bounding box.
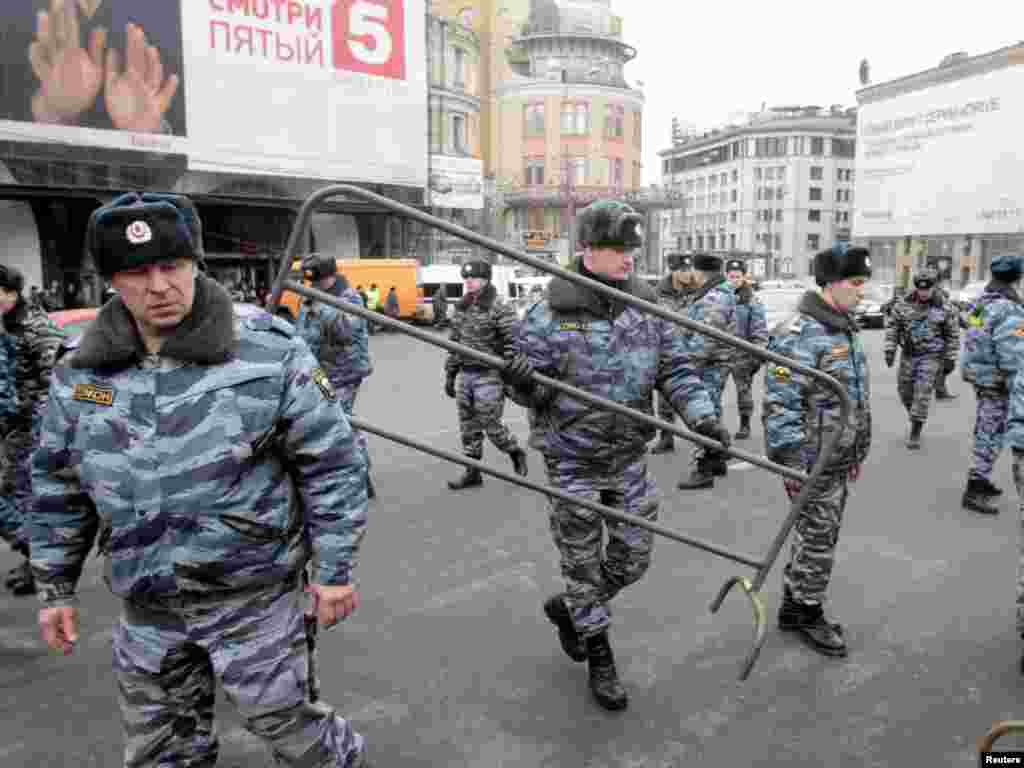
[29,0,106,125]
[105,23,179,133]
[28,1,178,134]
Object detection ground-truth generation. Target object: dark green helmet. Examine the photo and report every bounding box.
[577,199,644,249]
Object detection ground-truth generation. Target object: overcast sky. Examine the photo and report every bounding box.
[609,0,1024,186]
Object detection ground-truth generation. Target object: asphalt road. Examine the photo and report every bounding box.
[2,323,1024,767]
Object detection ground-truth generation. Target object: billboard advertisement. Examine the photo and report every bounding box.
[428,154,482,209]
[854,61,1024,238]
[0,0,427,187]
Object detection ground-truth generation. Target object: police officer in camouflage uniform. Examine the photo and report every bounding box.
[933,283,960,401]
[651,252,698,454]
[722,258,768,441]
[30,195,371,768]
[502,199,729,711]
[297,254,375,499]
[960,253,1024,515]
[883,267,958,450]
[764,244,873,658]
[677,253,738,490]
[444,260,528,490]
[1000,330,1024,673]
[0,313,17,580]
[0,263,65,596]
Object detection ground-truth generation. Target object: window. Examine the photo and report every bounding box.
[709,174,719,188]
[810,137,824,156]
[775,209,783,222]
[836,189,844,203]
[524,103,545,137]
[525,159,544,186]
[808,209,821,223]
[730,233,737,249]
[774,233,782,250]
[452,114,467,155]
[810,166,823,181]
[605,104,624,139]
[696,235,704,250]
[832,138,856,158]
[731,169,738,183]
[755,167,762,181]
[809,187,822,202]
[764,167,775,181]
[730,211,737,223]
[776,166,787,180]
[610,158,624,188]
[731,189,737,203]
[807,234,821,251]
[755,136,787,157]
[775,186,784,200]
[720,172,728,186]
[633,110,642,148]
[561,102,590,135]
[453,47,466,88]
[564,157,587,185]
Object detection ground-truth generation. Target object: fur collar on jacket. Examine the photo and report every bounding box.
[690,272,727,304]
[798,290,858,334]
[548,261,657,317]
[458,282,497,311]
[72,275,238,369]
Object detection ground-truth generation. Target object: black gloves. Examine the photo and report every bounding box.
[884,350,895,368]
[943,359,956,375]
[445,374,456,399]
[502,353,535,392]
[694,418,732,451]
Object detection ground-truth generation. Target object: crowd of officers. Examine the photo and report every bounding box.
[2,192,1024,764]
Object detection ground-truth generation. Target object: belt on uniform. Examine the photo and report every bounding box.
[125,572,300,614]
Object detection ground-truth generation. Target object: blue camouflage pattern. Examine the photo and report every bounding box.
[0,330,14,422]
[725,281,768,419]
[0,330,16,548]
[296,281,372,386]
[29,309,368,607]
[782,469,848,606]
[455,367,520,458]
[654,273,698,423]
[886,291,959,423]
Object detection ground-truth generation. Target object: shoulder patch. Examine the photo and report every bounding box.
[770,365,792,384]
[72,383,115,407]
[245,313,295,338]
[558,319,589,332]
[311,367,336,400]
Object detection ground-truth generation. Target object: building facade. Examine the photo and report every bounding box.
[657,106,857,279]
[854,44,1024,289]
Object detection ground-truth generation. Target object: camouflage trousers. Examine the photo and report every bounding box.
[1012,452,1024,635]
[897,353,942,423]
[455,368,519,459]
[0,427,34,551]
[114,581,363,768]
[970,387,1009,482]
[336,380,369,471]
[545,454,658,638]
[782,469,848,606]
[722,360,757,419]
[691,367,725,465]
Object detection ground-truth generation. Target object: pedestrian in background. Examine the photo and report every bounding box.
[763,244,873,659]
[722,257,768,441]
[650,252,697,454]
[960,253,1024,515]
[30,193,371,767]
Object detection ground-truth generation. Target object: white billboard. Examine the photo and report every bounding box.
[854,61,1024,238]
[0,1,427,189]
[428,155,483,209]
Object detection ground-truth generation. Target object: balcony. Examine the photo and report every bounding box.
[500,185,684,209]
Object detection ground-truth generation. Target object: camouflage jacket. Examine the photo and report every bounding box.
[764,291,872,471]
[296,278,372,386]
[960,282,1024,390]
[656,273,696,319]
[445,283,518,378]
[0,331,14,423]
[5,300,65,432]
[686,275,738,369]
[733,282,769,366]
[29,277,367,607]
[884,291,958,361]
[513,266,714,462]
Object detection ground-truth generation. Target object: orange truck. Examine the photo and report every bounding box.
[280,258,420,321]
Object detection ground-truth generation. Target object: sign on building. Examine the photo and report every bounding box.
[0,0,428,187]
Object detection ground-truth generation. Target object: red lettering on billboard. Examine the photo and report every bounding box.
[332,0,406,80]
[210,0,227,11]
[234,25,254,54]
[210,20,231,49]
[275,34,297,61]
[304,38,324,66]
[306,7,323,32]
[228,0,251,13]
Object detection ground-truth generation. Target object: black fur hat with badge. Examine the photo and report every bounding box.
[461,260,492,281]
[667,253,693,272]
[694,253,722,271]
[725,258,747,274]
[88,198,198,277]
[813,243,872,287]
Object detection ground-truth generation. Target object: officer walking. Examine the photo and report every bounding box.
[960,253,1024,515]
[933,280,961,401]
[1000,332,1024,673]
[677,253,738,490]
[444,260,528,489]
[30,194,371,767]
[0,321,15,581]
[883,266,958,450]
[650,252,697,454]
[722,258,768,441]
[503,200,729,711]
[297,254,375,499]
[764,244,873,658]
[0,263,65,596]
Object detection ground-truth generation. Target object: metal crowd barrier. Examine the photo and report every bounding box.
[268,184,852,681]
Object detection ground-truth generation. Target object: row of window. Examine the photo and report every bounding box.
[664,136,856,174]
[523,157,641,188]
[673,208,850,228]
[525,102,642,146]
[429,110,474,156]
[678,165,855,192]
[677,232,840,255]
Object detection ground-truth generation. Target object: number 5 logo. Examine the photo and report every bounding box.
[333,0,406,80]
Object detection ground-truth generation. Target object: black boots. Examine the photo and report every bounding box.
[448,467,483,490]
[366,473,376,500]
[778,592,847,658]
[651,431,675,454]
[543,594,586,662]
[979,477,1004,497]
[963,477,999,514]
[906,420,923,450]
[585,632,628,711]
[734,414,751,441]
[678,457,714,490]
[509,448,529,478]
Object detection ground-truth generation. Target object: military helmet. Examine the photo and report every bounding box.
[576,200,644,249]
[303,253,337,281]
